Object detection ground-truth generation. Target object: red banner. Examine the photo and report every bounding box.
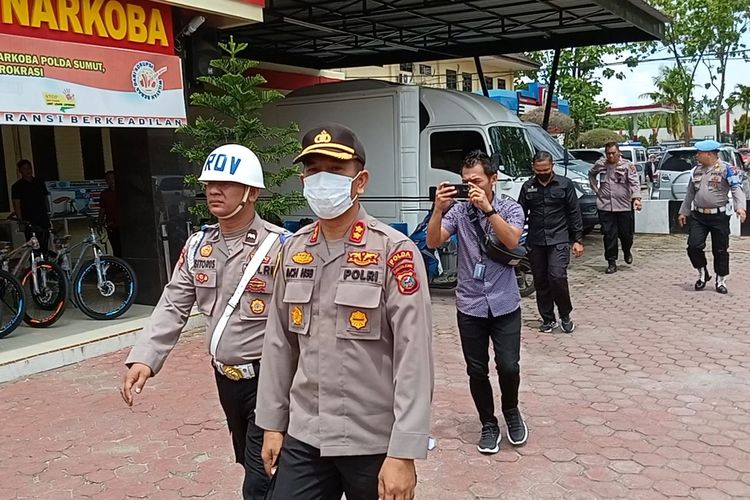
[0,0,174,55]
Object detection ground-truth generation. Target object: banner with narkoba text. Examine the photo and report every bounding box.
[0,33,186,128]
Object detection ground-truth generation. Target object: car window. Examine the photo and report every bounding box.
[660,151,698,172]
[719,151,732,164]
[620,150,633,161]
[524,124,565,162]
[571,151,603,163]
[488,126,534,178]
[429,130,487,175]
[636,150,646,162]
[735,153,743,168]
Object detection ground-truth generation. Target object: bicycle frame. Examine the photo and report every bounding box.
[56,226,106,287]
[0,233,47,295]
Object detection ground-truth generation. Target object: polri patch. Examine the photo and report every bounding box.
[199,244,213,257]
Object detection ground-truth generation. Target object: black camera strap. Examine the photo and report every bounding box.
[467,205,490,256]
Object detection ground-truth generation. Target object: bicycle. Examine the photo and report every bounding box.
[0,266,26,339]
[0,224,67,328]
[52,217,138,320]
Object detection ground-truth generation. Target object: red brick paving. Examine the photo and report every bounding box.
[1,234,750,499]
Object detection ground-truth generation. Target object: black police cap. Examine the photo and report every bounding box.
[294,123,366,166]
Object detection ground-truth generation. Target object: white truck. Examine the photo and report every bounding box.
[263,79,536,232]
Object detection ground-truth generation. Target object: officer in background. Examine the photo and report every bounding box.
[120,145,288,500]
[257,124,434,500]
[588,142,642,274]
[678,140,747,294]
[645,154,658,197]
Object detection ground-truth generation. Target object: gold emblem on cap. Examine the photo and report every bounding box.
[222,365,243,381]
[314,130,332,144]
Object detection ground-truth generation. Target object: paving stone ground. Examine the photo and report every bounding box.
[2,233,750,499]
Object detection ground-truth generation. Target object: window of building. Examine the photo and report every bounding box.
[429,130,486,174]
[81,128,106,180]
[462,73,472,92]
[399,62,413,72]
[419,64,432,76]
[497,79,507,90]
[446,69,457,90]
[30,127,59,181]
[484,77,493,90]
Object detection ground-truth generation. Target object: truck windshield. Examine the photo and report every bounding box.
[489,126,533,178]
[523,124,567,162]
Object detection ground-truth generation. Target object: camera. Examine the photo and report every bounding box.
[429,183,470,202]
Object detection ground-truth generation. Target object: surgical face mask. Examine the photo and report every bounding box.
[303,171,360,220]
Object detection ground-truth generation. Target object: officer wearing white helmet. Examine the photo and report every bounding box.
[120,144,289,499]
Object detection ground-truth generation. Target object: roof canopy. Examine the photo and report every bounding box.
[229,0,667,69]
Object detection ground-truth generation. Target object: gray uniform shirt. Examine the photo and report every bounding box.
[589,158,641,212]
[256,208,434,459]
[126,217,286,374]
[679,161,747,216]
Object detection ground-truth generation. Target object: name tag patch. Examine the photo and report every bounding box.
[194,258,216,270]
[341,268,382,284]
[286,267,316,280]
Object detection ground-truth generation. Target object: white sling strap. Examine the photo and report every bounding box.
[209,232,279,357]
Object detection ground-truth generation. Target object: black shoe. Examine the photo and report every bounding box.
[624,252,633,264]
[695,268,711,290]
[477,422,501,454]
[605,263,617,274]
[560,317,575,334]
[538,320,556,333]
[504,408,528,446]
[716,283,728,294]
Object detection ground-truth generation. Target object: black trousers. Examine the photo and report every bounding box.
[107,228,122,257]
[457,308,522,425]
[214,370,269,500]
[598,210,634,263]
[528,243,573,323]
[687,211,730,276]
[269,434,386,500]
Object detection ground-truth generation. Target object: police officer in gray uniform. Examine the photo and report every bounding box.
[678,140,747,293]
[257,124,434,500]
[120,145,288,500]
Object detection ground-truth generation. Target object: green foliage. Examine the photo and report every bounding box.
[640,66,689,141]
[172,37,304,222]
[577,128,626,148]
[637,136,650,147]
[734,115,750,144]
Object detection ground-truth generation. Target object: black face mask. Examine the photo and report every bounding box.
[536,173,553,183]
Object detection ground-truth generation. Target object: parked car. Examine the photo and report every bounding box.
[523,123,599,234]
[738,147,750,166]
[651,146,750,201]
[617,144,648,188]
[569,148,605,164]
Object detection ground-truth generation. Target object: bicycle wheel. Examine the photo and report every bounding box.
[74,256,137,320]
[21,260,67,328]
[0,269,26,339]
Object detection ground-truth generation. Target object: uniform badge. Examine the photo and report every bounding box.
[199,244,213,257]
[349,221,366,243]
[291,306,304,327]
[250,299,266,315]
[246,229,258,243]
[396,270,420,295]
[177,248,186,269]
[347,251,380,266]
[250,253,272,265]
[309,223,320,244]
[349,310,368,330]
[292,251,314,264]
[387,250,414,269]
[245,277,266,293]
[314,129,332,144]
[195,272,210,284]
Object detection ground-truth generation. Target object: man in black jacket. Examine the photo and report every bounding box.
[518,151,584,334]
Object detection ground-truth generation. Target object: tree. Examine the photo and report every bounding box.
[172,37,304,221]
[520,107,575,134]
[577,128,626,148]
[519,46,638,143]
[640,66,689,141]
[646,0,748,144]
[691,95,715,126]
[700,0,750,139]
[647,114,664,145]
[728,84,750,144]
[733,115,750,145]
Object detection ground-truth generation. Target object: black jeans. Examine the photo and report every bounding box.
[528,244,573,323]
[687,211,730,276]
[214,370,268,500]
[269,434,386,500]
[598,210,634,263]
[107,228,122,257]
[457,308,522,426]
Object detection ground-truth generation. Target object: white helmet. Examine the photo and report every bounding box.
[198,144,265,188]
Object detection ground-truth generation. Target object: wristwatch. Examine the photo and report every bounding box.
[483,209,497,218]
